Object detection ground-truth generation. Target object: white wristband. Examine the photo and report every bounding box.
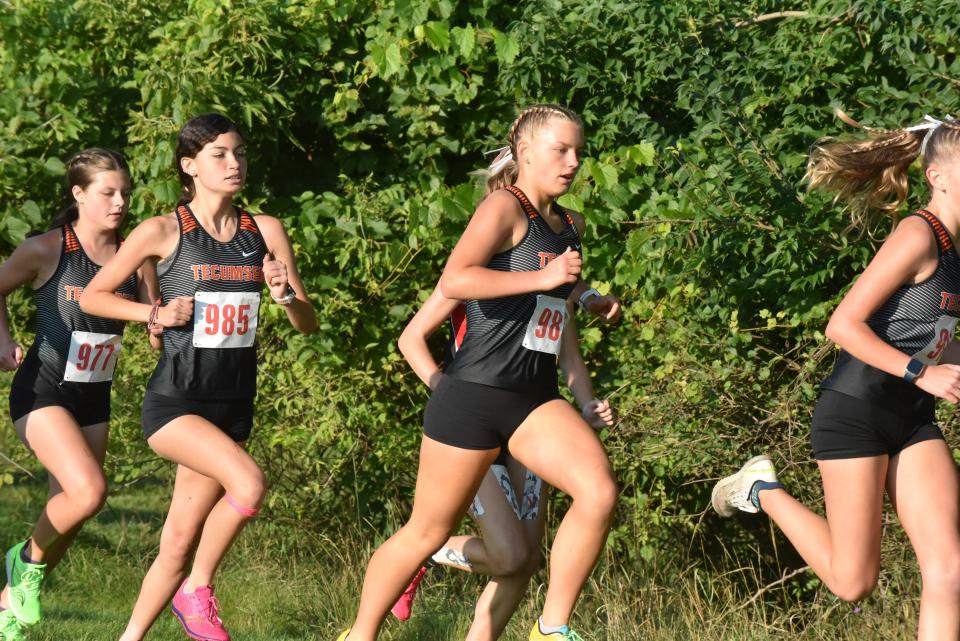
[577,288,600,310]
[271,285,296,306]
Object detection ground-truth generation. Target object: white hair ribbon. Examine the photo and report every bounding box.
[905,115,947,157]
[484,145,514,174]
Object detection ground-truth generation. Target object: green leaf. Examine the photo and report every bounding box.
[6,217,30,241]
[456,24,476,58]
[22,200,42,225]
[384,42,404,79]
[44,157,66,175]
[492,29,520,64]
[423,21,450,51]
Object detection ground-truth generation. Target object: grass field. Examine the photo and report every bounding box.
[0,477,924,641]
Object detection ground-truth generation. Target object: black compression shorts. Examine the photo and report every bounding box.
[141,391,254,443]
[9,381,111,427]
[811,390,943,460]
[423,376,561,451]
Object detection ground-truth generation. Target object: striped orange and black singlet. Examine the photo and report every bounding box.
[146,205,267,400]
[443,186,582,389]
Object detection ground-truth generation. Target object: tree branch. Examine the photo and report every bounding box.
[735,11,810,28]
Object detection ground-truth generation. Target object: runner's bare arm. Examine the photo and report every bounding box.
[80,216,192,328]
[0,233,58,370]
[826,216,960,402]
[256,215,317,334]
[136,259,163,349]
[558,300,615,428]
[440,191,581,300]
[398,284,460,390]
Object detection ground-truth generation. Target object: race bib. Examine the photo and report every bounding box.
[192,291,260,349]
[63,331,122,383]
[912,315,959,365]
[522,295,568,356]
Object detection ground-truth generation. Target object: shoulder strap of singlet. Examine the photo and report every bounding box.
[506,185,539,220]
[552,202,579,233]
[176,204,200,234]
[237,208,261,235]
[63,224,81,254]
[912,209,955,256]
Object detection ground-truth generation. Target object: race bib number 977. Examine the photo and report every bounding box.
[192,291,261,349]
[63,331,122,383]
[522,295,568,356]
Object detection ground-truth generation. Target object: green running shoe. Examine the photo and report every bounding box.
[5,540,45,625]
[0,609,25,641]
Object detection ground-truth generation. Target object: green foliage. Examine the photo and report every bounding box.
[2,0,959,620]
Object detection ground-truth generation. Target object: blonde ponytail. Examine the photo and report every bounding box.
[806,113,960,230]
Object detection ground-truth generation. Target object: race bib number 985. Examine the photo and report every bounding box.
[522,295,568,356]
[63,331,122,383]
[192,291,260,349]
[913,315,959,365]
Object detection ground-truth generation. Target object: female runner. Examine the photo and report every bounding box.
[0,149,157,641]
[713,116,960,640]
[80,113,317,641]
[337,104,618,641]
[390,281,616,640]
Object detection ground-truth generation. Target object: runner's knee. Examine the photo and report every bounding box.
[831,571,878,602]
[67,473,108,520]
[226,465,267,509]
[571,471,617,521]
[487,542,534,577]
[920,549,960,596]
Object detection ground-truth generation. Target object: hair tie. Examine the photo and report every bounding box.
[485,146,513,174]
[905,114,953,156]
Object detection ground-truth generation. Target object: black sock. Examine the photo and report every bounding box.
[20,540,32,564]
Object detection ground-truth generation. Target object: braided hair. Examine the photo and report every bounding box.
[485,104,583,195]
[49,148,130,230]
[806,117,960,230]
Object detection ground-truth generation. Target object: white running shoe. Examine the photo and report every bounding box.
[711,455,778,516]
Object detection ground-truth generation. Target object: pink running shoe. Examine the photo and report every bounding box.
[170,579,231,641]
[390,566,429,621]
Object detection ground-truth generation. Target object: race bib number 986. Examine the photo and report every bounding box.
[63,331,122,383]
[192,291,260,349]
[522,295,568,356]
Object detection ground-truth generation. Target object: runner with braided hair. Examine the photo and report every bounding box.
[336,104,617,641]
[713,115,960,640]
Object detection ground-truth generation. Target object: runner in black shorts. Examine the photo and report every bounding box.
[80,114,317,641]
[0,149,157,639]
[337,104,618,641]
[713,115,960,638]
[389,284,616,640]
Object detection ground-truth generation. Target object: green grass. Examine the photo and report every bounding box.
[0,479,922,640]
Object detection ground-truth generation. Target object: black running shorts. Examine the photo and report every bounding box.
[9,381,111,427]
[423,375,561,450]
[811,390,943,460]
[141,391,254,443]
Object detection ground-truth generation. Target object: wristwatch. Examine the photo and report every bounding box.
[577,288,600,310]
[271,285,296,306]
[903,357,926,383]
